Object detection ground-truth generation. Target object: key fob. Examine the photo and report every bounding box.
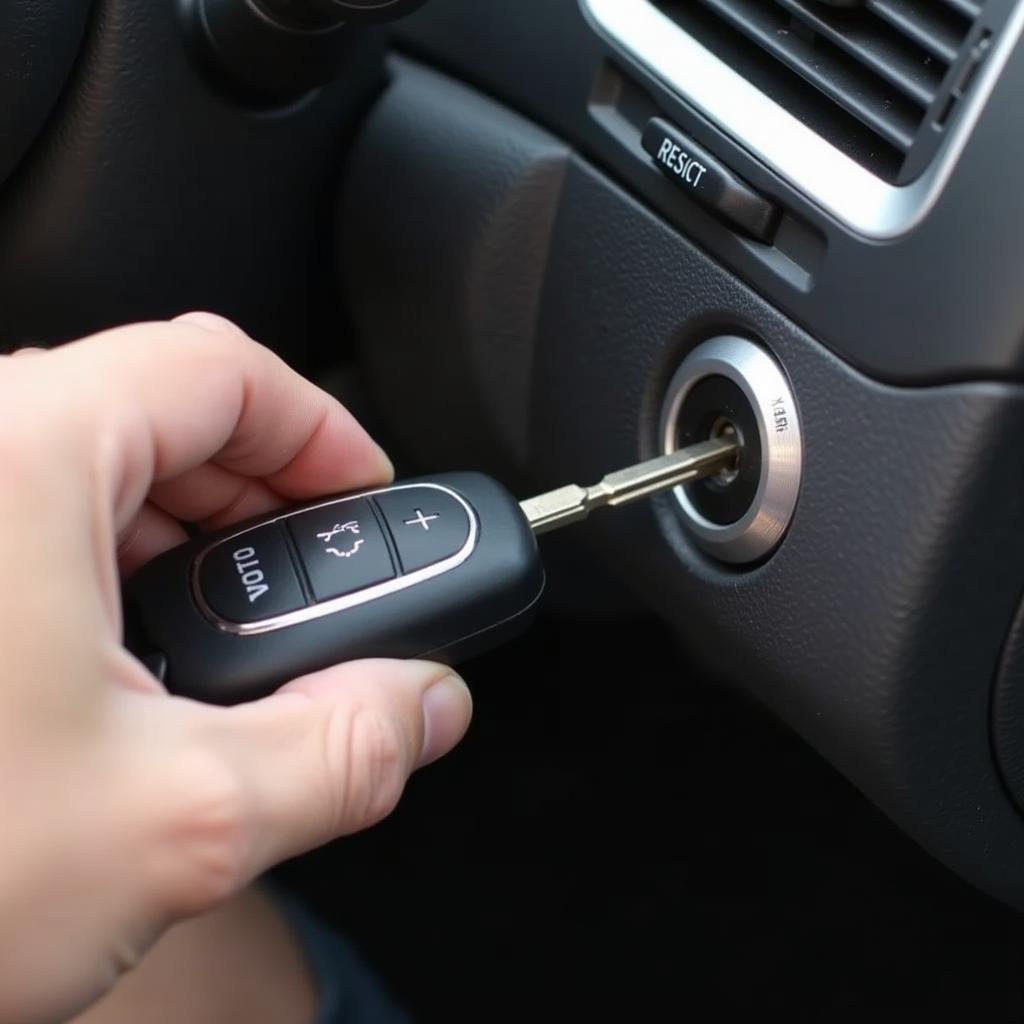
[123,473,545,705]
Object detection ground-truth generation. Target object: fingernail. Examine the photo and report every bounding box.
[173,311,246,336]
[418,674,472,768]
[376,446,396,483]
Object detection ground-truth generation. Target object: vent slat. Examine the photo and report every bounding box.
[776,0,943,108]
[943,0,984,20]
[695,0,919,150]
[867,0,965,63]
[652,0,988,182]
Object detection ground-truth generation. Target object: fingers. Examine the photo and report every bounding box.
[146,462,285,530]
[190,661,471,889]
[172,311,247,337]
[168,314,394,498]
[119,471,287,572]
[26,314,392,534]
[117,503,189,577]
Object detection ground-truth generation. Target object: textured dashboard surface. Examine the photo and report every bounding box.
[341,61,571,485]
[534,161,1024,905]
[0,0,91,189]
[993,598,1024,815]
[0,0,385,364]
[397,0,1024,385]
[344,63,1024,904]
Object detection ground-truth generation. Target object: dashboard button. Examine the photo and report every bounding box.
[287,499,396,602]
[199,524,306,623]
[375,487,472,574]
[642,118,780,242]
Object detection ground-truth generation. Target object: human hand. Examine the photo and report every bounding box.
[0,314,472,1023]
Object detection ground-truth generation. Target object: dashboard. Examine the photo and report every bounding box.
[5,0,1024,907]
[358,0,1024,906]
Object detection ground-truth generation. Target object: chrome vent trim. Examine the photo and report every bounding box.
[580,0,1024,239]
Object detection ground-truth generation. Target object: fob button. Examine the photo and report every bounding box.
[375,487,472,574]
[287,498,396,603]
[199,524,306,624]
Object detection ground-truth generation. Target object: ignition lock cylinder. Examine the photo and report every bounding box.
[660,337,803,564]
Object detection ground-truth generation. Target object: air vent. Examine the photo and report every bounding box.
[652,0,997,182]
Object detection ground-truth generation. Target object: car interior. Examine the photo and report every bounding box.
[7,0,1024,1018]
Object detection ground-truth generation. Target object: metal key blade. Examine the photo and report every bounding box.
[520,437,738,536]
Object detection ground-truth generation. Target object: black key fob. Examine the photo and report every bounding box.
[123,473,545,705]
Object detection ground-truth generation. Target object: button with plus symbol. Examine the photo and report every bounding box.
[375,487,472,574]
[404,508,441,531]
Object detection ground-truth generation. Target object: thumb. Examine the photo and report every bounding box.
[190,660,471,890]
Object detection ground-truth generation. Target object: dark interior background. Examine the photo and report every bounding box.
[279,608,1024,1023]
[4,0,1024,1017]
